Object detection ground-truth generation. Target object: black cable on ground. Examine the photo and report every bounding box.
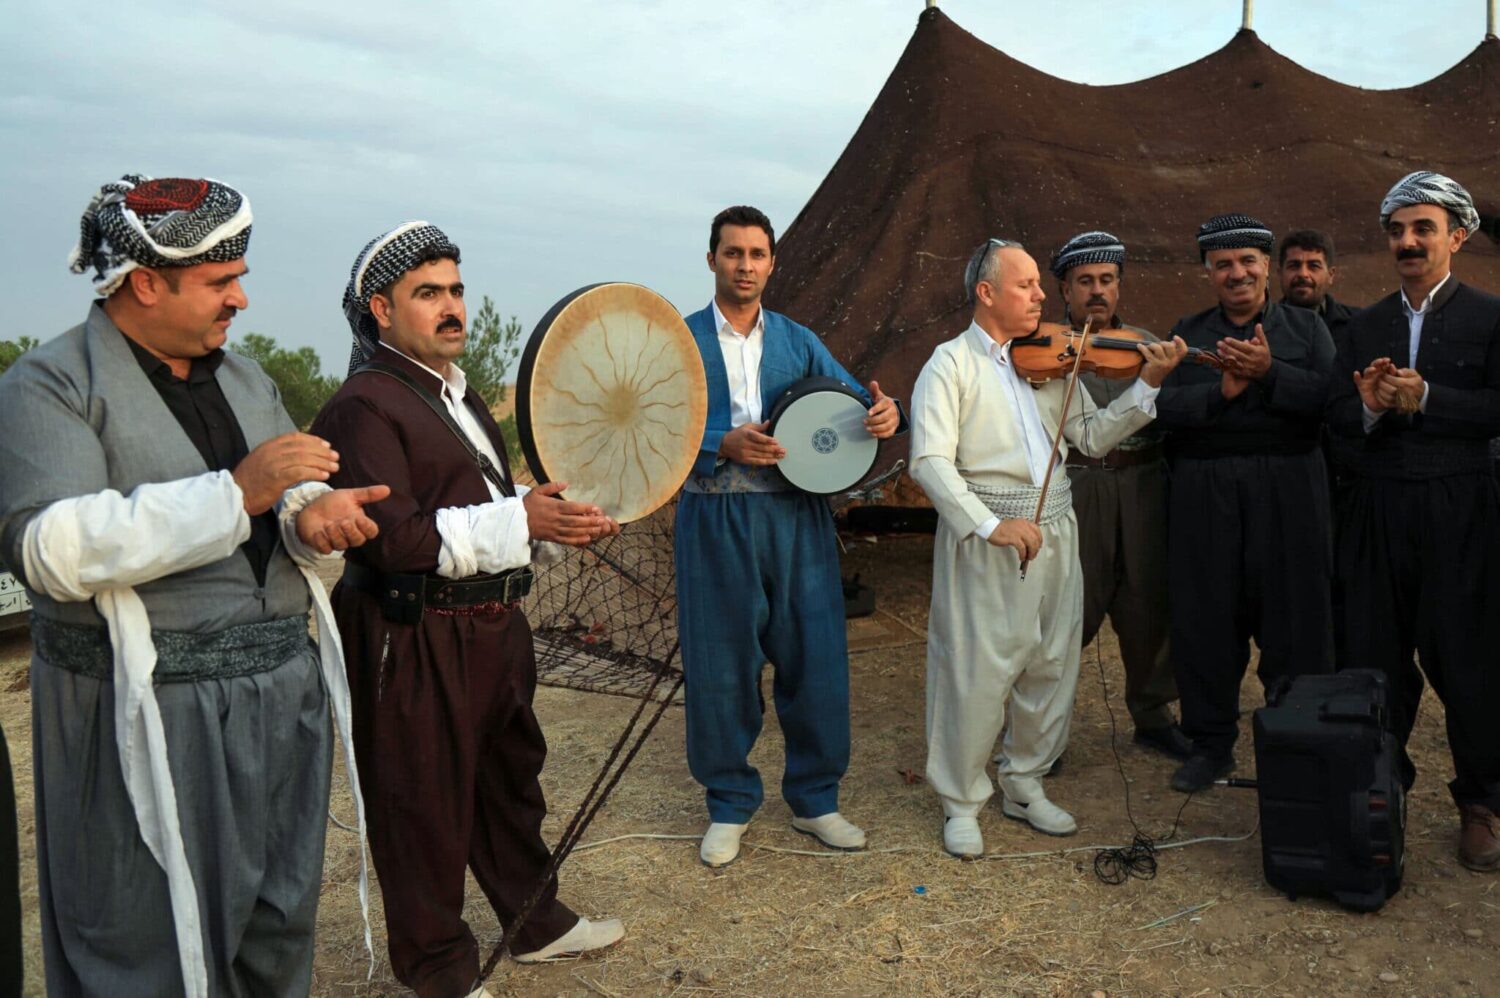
[1090,637,1193,884]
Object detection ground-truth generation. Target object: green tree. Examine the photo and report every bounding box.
[463,296,527,470]
[230,333,342,429]
[463,296,523,406]
[0,336,39,377]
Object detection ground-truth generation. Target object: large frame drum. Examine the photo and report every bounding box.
[516,283,707,522]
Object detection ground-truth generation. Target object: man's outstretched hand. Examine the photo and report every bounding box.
[524,481,620,547]
[296,485,391,554]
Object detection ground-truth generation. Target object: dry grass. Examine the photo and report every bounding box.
[2,536,1498,996]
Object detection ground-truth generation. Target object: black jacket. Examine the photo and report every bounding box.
[1157,298,1336,459]
[1327,278,1500,480]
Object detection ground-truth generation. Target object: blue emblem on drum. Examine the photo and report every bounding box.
[812,427,839,454]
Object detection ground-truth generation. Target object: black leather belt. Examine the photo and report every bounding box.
[1067,442,1164,470]
[343,560,533,623]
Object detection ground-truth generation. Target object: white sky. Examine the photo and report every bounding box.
[1,1,1491,370]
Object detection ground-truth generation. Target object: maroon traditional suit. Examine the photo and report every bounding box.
[311,349,575,998]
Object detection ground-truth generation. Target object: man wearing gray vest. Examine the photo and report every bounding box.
[0,175,387,997]
[1051,231,1189,760]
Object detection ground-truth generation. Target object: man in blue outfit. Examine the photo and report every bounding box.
[676,205,904,867]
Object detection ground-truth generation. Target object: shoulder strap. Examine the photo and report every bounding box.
[358,361,514,498]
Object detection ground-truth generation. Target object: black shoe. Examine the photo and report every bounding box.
[1045,755,1063,778]
[1133,723,1194,761]
[1171,753,1234,793]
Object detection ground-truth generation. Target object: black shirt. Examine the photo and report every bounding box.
[121,332,278,584]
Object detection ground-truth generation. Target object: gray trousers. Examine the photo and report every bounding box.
[32,651,332,998]
[1067,460,1178,730]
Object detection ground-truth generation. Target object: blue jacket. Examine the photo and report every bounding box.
[685,304,875,479]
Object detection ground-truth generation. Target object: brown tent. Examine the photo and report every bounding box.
[765,7,1500,409]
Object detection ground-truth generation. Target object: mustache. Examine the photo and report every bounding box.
[437,317,463,333]
[1289,279,1315,289]
[1397,248,1427,261]
[1085,296,1109,308]
[218,307,238,321]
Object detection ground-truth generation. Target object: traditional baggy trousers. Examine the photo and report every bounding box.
[925,510,1084,817]
[1336,473,1500,811]
[1068,459,1177,730]
[31,649,331,998]
[334,585,576,998]
[675,490,850,824]
[1167,451,1334,758]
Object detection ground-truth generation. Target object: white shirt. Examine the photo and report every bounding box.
[986,336,1055,487]
[1403,271,1451,369]
[1360,272,1447,431]
[971,324,1158,540]
[711,299,766,427]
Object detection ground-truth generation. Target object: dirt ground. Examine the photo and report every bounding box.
[1,534,1496,996]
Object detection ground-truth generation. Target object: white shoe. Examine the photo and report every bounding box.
[790,812,867,850]
[1001,795,1077,836]
[943,816,984,858]
[466,988,496,998]
[513,916,625,963]
[699,821,748,868]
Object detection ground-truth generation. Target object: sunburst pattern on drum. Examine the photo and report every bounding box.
[521,284,707,522]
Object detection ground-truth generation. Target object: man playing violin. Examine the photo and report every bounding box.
[1052,231,1190,762]
[909,239,1186,857]
[1155,213,1337,793]
[1327,172,1500,872]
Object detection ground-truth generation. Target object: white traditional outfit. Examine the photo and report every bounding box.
[909,322,1158,822]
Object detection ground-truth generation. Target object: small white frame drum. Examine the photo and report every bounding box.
[767,376,877,495]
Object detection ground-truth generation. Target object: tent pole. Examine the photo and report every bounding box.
[1242,0,1254,31]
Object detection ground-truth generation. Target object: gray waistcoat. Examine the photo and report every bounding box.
[0,304,308,632]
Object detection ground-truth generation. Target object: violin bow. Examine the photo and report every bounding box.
[1019,318,1091,580]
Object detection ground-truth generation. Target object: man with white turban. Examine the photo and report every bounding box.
[1328,171,1500,873]
[0,174,387,996]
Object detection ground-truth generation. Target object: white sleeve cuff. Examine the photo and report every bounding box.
[1418,381,1430,414]
[1361,403,1386,433]
[974,515,1000,542]
[435,497,531,579]
[22,470,249,601]
[278,482,344,570]
[1126,377,1160,417]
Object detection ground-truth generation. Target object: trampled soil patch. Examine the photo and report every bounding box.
[1,536,1495,995]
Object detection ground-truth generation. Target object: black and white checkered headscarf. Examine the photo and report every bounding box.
[343,221,461,374]
[68,174,252,295]
[1379,171,1480,234]
[1049,230,1126,279]
[1196,213,1273,260]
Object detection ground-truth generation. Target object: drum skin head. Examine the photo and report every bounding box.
[516,283,707,523]
[769,377,877,495]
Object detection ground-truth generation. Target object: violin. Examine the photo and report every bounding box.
[1010,321,1222,385]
